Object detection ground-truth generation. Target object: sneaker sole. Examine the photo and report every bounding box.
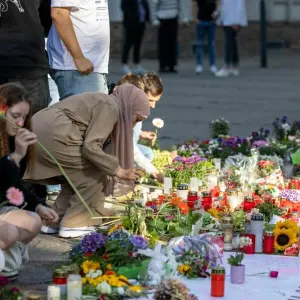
[58,228,95,238]
[40,225,59,234]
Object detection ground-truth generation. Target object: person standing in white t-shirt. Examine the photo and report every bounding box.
[47,0,110,99]
[215,0,247,77]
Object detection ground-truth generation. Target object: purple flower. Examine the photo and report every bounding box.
[252,140,268,148]
[130,235,148,249]
[80,232,107,253]
[10,287,20,293]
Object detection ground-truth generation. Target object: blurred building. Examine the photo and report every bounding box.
[109,0,300,58]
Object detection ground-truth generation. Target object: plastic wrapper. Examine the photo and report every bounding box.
[166,234,223,268]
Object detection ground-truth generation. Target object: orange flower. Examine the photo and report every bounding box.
[170,196,182,205]
[178,202,189,215]
[105,270,116,276]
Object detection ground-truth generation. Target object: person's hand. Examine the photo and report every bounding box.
[140,131,157,142]
[212,10,219,20]
[115,167,142,181]
[74,56,94,75]
[153,20,160,27]
[194,19,200,24]
[152,171,164,183]
[12,128,37,164]
[232,25,240,31]
[36,205,59,224]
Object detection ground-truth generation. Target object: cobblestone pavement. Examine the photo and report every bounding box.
[23,50,300,295]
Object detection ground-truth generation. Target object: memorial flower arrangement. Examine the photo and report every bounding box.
[70,230,151,280]
[176,250,210,279]
[257,160,277,177]
[232,210,247,232]
[0,276,23,300]
[165,154,214,188]
[210,118,230,138]
[274,220,299,252]
[273,116,291,141]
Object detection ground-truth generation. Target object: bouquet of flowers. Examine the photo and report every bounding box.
[177,140,205,157]
[272,116,291,141]
[220,166,242,189]
[0,277,23,300]
[257,160,277,177]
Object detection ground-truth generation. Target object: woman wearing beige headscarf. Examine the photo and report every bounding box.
[25,84,150,238]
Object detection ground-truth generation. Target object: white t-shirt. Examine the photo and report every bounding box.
[47,0,110,74]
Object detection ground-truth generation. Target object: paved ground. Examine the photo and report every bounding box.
[24,50,300,296]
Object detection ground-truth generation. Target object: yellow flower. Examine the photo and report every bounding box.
[275,220,299,235]
[108,224,119,235]
[274,228,298,252]
[208,208,219,219]
[177,265,192,275]
[106,264,113,270]
[82,277,87,285]
[82,260,100,274]
[129,286,142,293]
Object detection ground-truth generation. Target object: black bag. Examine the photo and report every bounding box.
[39,0,52,37]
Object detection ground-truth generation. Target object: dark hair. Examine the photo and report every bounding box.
[0,83,35,170]
[140,72,163,97]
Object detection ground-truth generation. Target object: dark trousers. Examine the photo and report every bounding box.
[0,75,51,115]
[122,22,146,64]
[224,26,240,67]
[158,17,178,70]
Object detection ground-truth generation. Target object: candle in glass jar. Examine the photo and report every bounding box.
[211,267,225,297]
[187,191,199,208]
[243,196,256,212]
[213,158,221,171]
[226,190,239,211]
[47,285,60,300]
[67,275,82,300]
[202,191,212,210]
[53,269,68,296]
[207,173,218,191]
[250,214,264,253]
[163,177,172,195]
[177,184,189,200]
[263,232,274,254]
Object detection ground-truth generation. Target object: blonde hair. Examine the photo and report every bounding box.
[117,74,145,91]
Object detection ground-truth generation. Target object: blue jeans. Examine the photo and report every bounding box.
[137,144,154,162]
[196,21,216,66]
[51,70,108,100]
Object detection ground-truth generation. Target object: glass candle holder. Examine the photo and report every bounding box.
[243,196,256,212]
[163,177,173,195]
[67,275,82,300]
[221,216,233,251]
[211,267,225,297]
[177,184,189,200]
[190,177,199,192]
[202,191,212,210]
[226,189,240,211]
[250,214,264,253]
[263,231,275,254]
[207,172,218,191]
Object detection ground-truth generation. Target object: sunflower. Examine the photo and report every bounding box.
[274,228,298,252]
[81,260,100,274]
[274,220,299,235]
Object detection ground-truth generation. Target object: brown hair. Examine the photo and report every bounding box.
[0,83,35,170]
[117,74,145,91]
[140,72,163,97]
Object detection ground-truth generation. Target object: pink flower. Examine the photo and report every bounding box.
[284,246,297,256]
[6,187,24,206]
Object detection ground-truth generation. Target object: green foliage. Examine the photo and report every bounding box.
[227,253,244,266]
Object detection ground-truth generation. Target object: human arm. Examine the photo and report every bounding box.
[82,102,121,176]
[151,0,159,25]
[50,0,94,74]
[192,0,199,24]
[179,0,190,23]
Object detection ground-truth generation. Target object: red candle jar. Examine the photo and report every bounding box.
[243,196,256,212]
[263,231,275,254]
[187,191,199,209]
[202,191,212,210]
[211,267,225,297]
[240,233,256,254]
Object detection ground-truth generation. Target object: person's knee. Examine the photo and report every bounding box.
[0,224,19,250]
[26,212,42,235]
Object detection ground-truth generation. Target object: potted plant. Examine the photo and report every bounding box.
[227,236,252,284]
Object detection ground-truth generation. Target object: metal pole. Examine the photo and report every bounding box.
[260,0,267,68]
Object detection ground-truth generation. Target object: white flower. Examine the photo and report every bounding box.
[97,281,112,295]
[117,287,125,295]
[288,136,296,141]
[239,236,252,248]
[152,118,164,129]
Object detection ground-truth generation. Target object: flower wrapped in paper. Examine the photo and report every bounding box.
[166,235,223,278]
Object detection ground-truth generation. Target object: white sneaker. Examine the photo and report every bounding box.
[59,226,96,238]
[195,65,203,74]
[121,65,131,74]
[132,65,147,75]
[0,249,5,272]
[210,65,218,74]
[41,225,59,234]
[215,67,230,77]
[230,68,240,76]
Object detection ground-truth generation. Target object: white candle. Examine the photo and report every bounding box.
[190,177,198,192]
[227,194,239,210]
[67,275,82,300]
[163,177,172,194]
[213,158,221,171]
[207,173,218,191]
[47,286,60,300]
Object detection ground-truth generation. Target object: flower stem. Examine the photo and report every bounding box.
[37,141,94,217]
